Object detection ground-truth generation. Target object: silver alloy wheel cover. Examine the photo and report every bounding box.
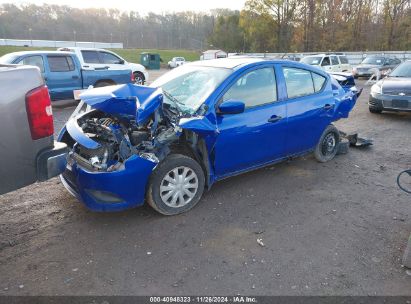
[134,73,143,85]
[160,166,199,208]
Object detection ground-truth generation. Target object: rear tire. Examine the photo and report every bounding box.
[146,154,205,215]
[314,125,340,163]
[369,107,382,114]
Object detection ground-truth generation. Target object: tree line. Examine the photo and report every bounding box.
[0,1,410,52]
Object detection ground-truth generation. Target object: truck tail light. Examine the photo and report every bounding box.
[25,85,54,140]
[131,71,135,83]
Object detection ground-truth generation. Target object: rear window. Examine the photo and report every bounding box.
[47,56,75,72]
[339,56,349,64]
[81,50,101,64]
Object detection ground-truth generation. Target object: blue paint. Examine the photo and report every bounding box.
[1,51,132,100]
[60,58,358,212]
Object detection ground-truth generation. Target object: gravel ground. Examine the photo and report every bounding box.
[0,74,410,296]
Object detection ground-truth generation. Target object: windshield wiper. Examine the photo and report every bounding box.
[162,89,184,115]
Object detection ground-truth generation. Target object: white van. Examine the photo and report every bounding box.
[301,54,352,73]
[58,47,149,85]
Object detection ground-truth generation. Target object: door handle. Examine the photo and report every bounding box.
[324,104,333,110]
[268,115,282,123]
[72,75,79,79]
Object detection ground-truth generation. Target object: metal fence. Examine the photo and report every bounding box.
[235,51,411,64]
[0,39,123,49]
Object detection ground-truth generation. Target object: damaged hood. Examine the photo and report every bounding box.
[79,83,163,125]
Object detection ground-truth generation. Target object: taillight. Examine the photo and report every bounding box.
[131,72,135,83]
[25,85,54,140]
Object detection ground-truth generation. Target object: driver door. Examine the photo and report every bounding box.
[213,66,287,178]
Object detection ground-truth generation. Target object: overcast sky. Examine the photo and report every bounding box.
[2,0,246,13]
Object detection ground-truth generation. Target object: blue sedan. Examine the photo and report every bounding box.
[59,58,360,215]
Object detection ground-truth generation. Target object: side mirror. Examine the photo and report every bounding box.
[118,59,125,64]
[218,100,245,114]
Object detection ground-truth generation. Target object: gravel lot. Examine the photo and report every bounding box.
[0,71,410,296]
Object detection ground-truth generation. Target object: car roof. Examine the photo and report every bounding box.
[4,50,73,56]
[188,57,290,69]
[60,47,113,52]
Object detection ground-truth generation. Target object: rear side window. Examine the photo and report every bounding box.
[81,50,101,63]
[331,56,339,65]
[18,55,44,73]
[223,67,277,108]
[283,67,327,98]
[339,56,349,64]
[47,56,75,72]
[312,73,326,92]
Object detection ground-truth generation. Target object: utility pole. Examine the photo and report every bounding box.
[29,28,32,46]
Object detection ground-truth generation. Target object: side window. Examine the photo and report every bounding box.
[321,57,330,66]
[99,52,122,64]
[312,73,326,92]
[223,67,277,108]
[339,56,349,64]
[331,56,339,65]
[283,67,315,98]
[47,56,75,72]
[18,55,44,73]
[81,51,101,64]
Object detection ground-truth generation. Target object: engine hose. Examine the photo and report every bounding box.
[397,169,411,194]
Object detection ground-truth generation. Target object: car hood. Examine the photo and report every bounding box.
[79,83,163,125]
[379,77,411,94]
[356,64,381,69]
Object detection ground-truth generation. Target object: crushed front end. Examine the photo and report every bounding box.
[59,84,184,211]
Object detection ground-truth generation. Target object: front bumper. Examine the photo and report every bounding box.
[369,92,411,112]
[60,154,157,212]
[37,141,68,181]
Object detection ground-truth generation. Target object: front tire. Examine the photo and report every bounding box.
[314,125,340,163]
[146,154,205,215]
[133,71,145,85]
[369,107,382,114]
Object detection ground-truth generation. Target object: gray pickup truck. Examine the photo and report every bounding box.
[0,64,68,195]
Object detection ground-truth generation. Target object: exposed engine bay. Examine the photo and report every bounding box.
[65,106,182,172]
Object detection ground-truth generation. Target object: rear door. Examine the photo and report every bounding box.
[279,65,334,155]
[330,56,341,72]
[338,56,351,72]
[45,55,82,100]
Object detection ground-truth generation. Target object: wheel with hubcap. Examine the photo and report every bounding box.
[314,125,340,163]
[133,71,145,85]
[147,154,205,215]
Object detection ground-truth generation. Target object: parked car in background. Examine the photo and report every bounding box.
[0,64,67,195]
[58,47,149,85]
[301,54,352,72]
[168,57,186,68]
[0,51,133,100]
[353,56,401,79]
[369,60,411,113]
[58,58,360,215]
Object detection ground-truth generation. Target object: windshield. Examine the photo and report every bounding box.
[0,53,18,64]
[150,65,231,114]
[361,57,385,65]
[390,61,411,78]
[301,56,322,65]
